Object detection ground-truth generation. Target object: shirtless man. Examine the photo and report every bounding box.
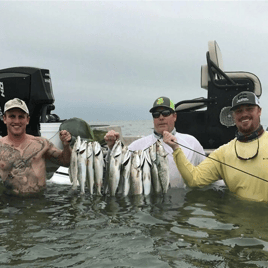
[0,98,72,196]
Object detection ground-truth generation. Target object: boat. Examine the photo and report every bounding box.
[0,40,262,184]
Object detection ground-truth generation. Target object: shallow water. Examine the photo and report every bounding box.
[1,183,268,268]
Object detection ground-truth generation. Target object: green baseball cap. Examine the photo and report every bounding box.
[149,97,175,113]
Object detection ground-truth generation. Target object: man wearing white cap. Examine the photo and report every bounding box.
[163,91,268,202]
[0,98,72,196]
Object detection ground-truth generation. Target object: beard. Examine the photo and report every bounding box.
[238,125,255,135]
[237,118,260,135]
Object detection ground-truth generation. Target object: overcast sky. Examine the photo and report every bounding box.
[1,1,268,124]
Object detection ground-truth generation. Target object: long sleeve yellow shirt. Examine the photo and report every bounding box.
[173,131,268,202]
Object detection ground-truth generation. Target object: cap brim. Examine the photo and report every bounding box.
[230,103,259,111]
[149,106,174,113]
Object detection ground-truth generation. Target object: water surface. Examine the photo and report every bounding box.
[1,184,268,268]
[1,120,268,267]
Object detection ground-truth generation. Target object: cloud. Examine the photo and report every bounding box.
[0,1,267,123]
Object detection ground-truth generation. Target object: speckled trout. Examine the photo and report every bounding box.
[77,139,87,194]
[108,139,122,196]
[149,142,162,194]
[86,141,94,195]
[92,141,104,196]
[120,147,132,196]
[130,150,143,195]
[140,148,152,195]
[156,140,169,194]
[69,136,81,190]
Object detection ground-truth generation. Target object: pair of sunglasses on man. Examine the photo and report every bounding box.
[152,110,174,118]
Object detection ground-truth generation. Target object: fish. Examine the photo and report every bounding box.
[117,145,128,194]
[130,150,143,195]
[77,139,87,194]
[108,139,123,196]
[86,141,94,195]
[103,150,110,195]
[120,147,132,196]
[156,140,170,194]
[149,143,162,194]
[92,141,104,196]
[141,149,152,195]
[75,136,82,152]
[69,136,81,190]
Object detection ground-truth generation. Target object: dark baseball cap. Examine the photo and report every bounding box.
[230,91,261,111]
[149,96,175,113]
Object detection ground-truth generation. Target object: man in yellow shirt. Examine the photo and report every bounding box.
[163,91,268,202]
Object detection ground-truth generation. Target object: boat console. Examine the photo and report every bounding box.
[0,67,55,136]
[175,41,262,149]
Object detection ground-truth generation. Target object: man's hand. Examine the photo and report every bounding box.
[104,130,120,150]
[163,131,180,151]
[59,130,72,146]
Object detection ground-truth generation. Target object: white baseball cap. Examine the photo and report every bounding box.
[4,98,29,114]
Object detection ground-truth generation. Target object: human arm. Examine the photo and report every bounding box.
[104,130,120,150]
[45,130,72,167]
[163,131,221,188]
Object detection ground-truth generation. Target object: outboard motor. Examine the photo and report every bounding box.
[0,67,55,136]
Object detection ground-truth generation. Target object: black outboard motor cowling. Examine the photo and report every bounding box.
[0,67,55,136]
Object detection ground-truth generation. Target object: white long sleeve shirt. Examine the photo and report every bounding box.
[128,132,205,188]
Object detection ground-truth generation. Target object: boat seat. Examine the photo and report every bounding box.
[175,97,206,112]
[208,40,224,71]
[201,40,262,96]
[201,65,262,96]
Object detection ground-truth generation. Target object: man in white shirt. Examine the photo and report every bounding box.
[105,96,205,188]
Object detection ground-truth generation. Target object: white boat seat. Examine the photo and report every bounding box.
[224,71,261,96]
[201,65,262,96]
[208,40,224,70]
[201,65,209,90]
[175,97,206,112]
[201,40,262,96]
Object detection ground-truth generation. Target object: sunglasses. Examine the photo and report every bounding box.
[152,110,173,118]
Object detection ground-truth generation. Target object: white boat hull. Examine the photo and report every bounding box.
[48,167,72,185]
